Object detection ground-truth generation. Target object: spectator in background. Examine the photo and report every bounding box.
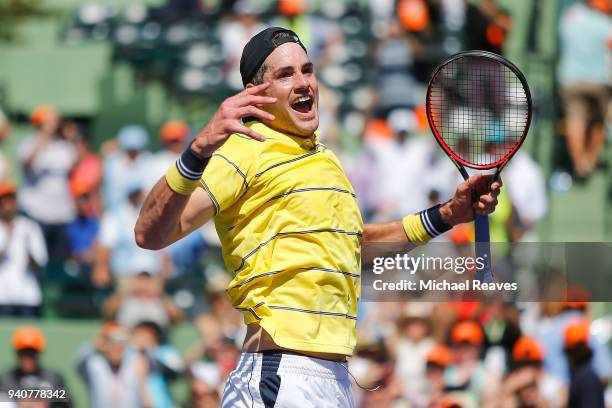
[66,177,100,269]
[76,321,152,408]
[558,0,611,178]
[130,321,184,408]
[219,0,267,90]
[0,326,71,408]
[145,120,190,191]
[357,110,456,221]
[94,180,171,287]
[499,336,566,408]
[503,149,548,241]
[0,182,48,317]
[423,344,453,408]
[349,340,404,408]
[386,303,435,406]
[102,125,151,211]
[184,362,222,408]
[536,300,611,386]
[0,108,11,181]
[186,335,241,393]
[479,302,521,376]
[17,105,77,260]
[68,120,103,195]
[446,320,499,406]
[65,121,103,273]
[563,320,606,408]
[187,273,245,359]
[274,0,343,65]
[102,271,183,332]
[373,19,420,116]
[464,0,512,54]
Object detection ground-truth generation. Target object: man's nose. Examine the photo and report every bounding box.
[294,72,309,89]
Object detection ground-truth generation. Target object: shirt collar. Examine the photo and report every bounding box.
[244,121,319,150]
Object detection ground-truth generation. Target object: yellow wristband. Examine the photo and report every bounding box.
[165,164,199,195]
[402,213,432,244]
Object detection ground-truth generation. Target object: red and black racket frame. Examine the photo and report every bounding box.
[425,50,533,283]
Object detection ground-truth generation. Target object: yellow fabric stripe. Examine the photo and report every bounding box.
[402,213,432,243]
[164,164,199,196]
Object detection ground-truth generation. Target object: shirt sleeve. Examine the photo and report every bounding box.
[200,136,257,214]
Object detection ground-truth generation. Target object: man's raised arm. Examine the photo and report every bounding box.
[135,83,276,250]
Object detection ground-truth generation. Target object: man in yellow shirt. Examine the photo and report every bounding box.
[135,27,501,407]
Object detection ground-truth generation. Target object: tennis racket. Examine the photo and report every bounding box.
[425,50,532,283]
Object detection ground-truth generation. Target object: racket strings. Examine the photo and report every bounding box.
[428,56,529,167]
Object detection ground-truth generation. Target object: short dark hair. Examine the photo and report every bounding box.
[251,62,267,85]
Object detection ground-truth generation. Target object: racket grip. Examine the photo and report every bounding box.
[474,214,493,283]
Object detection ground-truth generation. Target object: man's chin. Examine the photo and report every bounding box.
[291,116,318,137]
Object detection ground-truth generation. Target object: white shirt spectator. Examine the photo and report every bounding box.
[76,344,144,408]
[17,136,77,224]
[395,337,435,404]
[363,134,457,220]
[219,12,266,90]
[99,203,162,277]
[558,2,611,86]
[144,150,177,193]
[0,216,48,306]
[102,152,152,211]
[504,151,547,226]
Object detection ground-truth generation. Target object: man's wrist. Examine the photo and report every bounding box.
[176,142,211,181]
[439,201,455,227]
[189,140,215,159]
[423,203,453,236]
[402,204,453,244]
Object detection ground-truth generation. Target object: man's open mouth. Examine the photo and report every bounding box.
[291,95,313,114]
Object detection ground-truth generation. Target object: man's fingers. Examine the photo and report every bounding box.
[237,95,277,107]
[467,174,503,196]
[236,106,275,121]
[479,194,497,206]
[244,82,271,95]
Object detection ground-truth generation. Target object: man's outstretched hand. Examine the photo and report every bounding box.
[440,174,502,226]
[190,82,277,158]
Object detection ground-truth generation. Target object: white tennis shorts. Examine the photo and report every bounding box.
[221,351,355,407]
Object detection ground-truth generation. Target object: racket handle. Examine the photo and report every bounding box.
[474,214,493,283]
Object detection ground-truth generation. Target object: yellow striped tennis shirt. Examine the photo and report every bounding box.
[200,121,363,355]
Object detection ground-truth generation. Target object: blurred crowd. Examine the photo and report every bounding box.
[0,0,610,407]
[0,301,609,407]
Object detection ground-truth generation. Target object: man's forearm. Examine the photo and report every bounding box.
[362,203,454,244]
[134,177,190,250]
[362,220,409,243]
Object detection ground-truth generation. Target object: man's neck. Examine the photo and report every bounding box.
[257,120,315,140]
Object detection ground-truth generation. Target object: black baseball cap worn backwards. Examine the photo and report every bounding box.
[240,27,307,86]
